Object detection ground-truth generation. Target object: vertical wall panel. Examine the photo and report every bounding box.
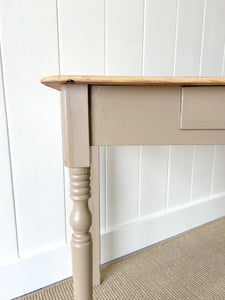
[105,0,143,231]
[0,0,65,254]
[106,0,144,75]
[200,0,225,75]
[106,147,139,230]
[0,50,18,262]
[172,0,204,209]
[58,0,104,75]
[144,0,177,76]
[212,146,225,194]
[168,146,194,209]
[140,146,169,217]
[174,0,204,76]
[191,146,214,201]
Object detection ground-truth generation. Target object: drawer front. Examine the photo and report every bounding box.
[180,86,225,129]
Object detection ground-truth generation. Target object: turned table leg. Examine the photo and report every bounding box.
[61,84,93,300]
[70,167,92,300]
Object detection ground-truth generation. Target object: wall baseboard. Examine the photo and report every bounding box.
[0,244,72,299]
[101,194,225,264]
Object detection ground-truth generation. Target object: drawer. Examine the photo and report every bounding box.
[180,86,225,129]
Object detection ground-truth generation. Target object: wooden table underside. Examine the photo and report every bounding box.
[41,76,225,300]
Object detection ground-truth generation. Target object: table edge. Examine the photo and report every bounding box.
[40,75,225,91]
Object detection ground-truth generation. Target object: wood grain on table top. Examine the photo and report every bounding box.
[41,75,225,91]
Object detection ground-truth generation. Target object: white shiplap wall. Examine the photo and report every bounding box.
[0,0,225,298]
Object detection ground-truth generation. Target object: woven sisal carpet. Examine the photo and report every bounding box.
[18,217,225,299]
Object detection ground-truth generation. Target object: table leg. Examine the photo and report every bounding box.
[90,146,101,286]
[61,83,93,299]
[69,167,92,300]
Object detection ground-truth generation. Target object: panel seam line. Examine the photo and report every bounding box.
[0,42,20,258]
[56,0,68,243]
[141,0,146,76]
[173,0,179,76]
[199,0,206,76]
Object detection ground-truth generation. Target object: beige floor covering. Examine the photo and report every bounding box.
[18,217,225,300]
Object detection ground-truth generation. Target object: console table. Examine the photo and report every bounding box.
[41,76,225,300]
